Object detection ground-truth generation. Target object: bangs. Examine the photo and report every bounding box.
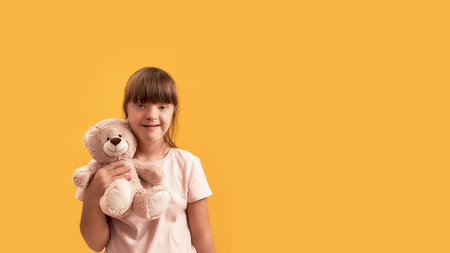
[129,80,177,105]
[124,67,178,106]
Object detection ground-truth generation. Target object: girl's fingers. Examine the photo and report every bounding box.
[110,165,131,176]
[113,174,132,181]
[104,161,126,171]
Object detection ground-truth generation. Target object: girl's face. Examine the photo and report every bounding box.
[126,101,174,145]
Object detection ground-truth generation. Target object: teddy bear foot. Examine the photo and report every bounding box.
[100,178,133,218]
[133,188,170,220]
[147,191,170,219]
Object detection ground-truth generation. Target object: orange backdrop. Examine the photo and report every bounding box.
[0,0,449,252]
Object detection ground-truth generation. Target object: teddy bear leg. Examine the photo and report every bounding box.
[133,186,170,220]
[100,178,133,218]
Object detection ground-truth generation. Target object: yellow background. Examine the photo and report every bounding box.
[0,0,449,252]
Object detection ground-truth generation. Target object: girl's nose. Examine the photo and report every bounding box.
[145,106,158,120]
[145,112,158,121]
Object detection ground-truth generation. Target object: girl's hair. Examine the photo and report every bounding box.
[123,67,179,148]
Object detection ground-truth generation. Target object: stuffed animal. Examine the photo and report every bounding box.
[72,118,171,220]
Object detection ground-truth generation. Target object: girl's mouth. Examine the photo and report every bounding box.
[142,124,160,128]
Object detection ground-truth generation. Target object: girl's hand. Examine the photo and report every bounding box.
[83,161,132,204]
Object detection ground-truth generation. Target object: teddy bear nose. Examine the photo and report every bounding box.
[110,137,121,146]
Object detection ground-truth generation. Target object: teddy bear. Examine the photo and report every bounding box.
[72,118,171,220]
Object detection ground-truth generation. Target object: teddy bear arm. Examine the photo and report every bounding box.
[72,160,102,188]
[132,160,164,184]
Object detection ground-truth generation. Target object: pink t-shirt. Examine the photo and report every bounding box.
[75,148,213,253]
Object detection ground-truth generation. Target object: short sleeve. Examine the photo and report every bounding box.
[187,156,213,203]
[74,187,85,201]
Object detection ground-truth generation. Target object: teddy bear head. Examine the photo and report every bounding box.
[82,118,137,164]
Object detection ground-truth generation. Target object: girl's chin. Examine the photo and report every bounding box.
[138,135,164,143]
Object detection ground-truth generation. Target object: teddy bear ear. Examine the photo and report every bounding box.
[119,118,132,131]
[82,126,97,147]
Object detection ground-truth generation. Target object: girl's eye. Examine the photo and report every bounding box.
[136,104,144,108]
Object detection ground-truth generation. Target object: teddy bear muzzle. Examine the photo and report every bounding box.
[103,136,129,157]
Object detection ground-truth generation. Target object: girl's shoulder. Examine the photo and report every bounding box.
[169,148,204,174]
[172,147,201,162]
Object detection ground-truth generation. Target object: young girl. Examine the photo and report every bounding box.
[75,67,215,253]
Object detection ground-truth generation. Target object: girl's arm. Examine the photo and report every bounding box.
[187,198,215,253]
[80,196,110,252]
[79,161,132,252]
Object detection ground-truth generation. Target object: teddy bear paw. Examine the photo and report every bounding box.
[72,168,90,188]
[100,179,133,217]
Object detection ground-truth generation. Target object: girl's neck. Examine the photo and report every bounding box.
[134,139,171,162]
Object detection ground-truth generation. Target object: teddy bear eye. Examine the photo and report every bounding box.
[119,134,122,137]
[107,137,111,141]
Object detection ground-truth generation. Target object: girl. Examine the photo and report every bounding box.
[75,67,215,253]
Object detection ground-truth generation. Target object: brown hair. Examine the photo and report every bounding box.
[123,67,179,148]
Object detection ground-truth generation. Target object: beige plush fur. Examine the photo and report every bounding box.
[72,118,170,220]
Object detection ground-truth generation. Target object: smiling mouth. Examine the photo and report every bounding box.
[142,124,160,127]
